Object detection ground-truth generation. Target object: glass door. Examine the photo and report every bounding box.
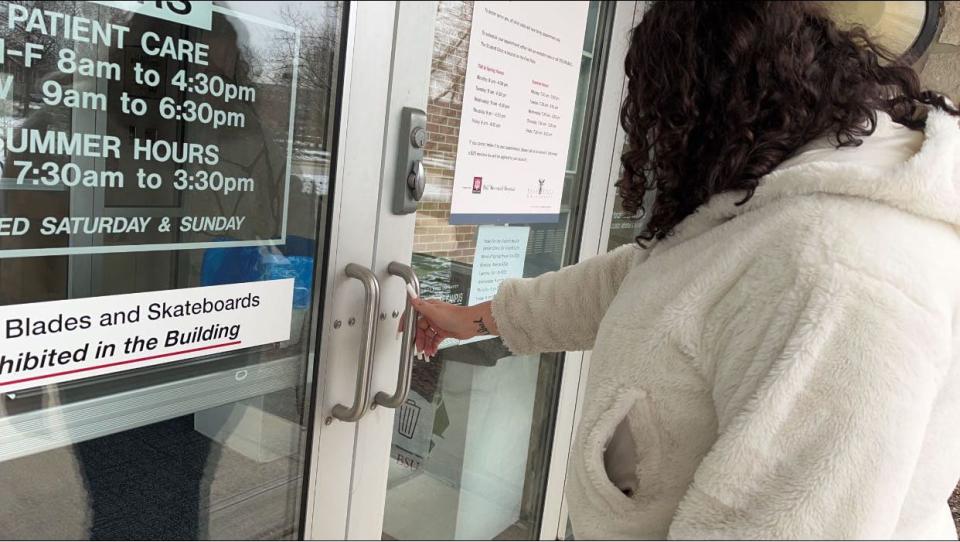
[0,1,635,539]
[379,3,608,539]
[339,2,639,540]
[0,1,363,539]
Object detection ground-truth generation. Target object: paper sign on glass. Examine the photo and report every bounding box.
[455,225,530,346]
[449,2,589,224]
[0,279,293,394]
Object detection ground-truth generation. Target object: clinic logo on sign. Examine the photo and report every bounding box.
[472,176,483,194]
[528,178,555,199]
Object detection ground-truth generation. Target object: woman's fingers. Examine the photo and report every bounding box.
[410,297,437,318]
[414,313,438,359]
[416,312,431,330]
[411,311,450,359]
[415,317,428,356]
[428,329,447,356]
[423,324,450,357]
[406,293,464,359]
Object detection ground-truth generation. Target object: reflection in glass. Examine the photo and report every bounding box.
[0,1,343,539]
[821,1,935,60]
[606,170,651,252]
[382,2,608,539]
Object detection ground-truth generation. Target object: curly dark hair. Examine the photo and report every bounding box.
[618,0,959,242]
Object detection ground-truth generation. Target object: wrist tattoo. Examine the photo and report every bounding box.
[473,317,490,335]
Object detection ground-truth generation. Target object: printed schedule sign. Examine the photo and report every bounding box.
[467,225,529,306]
[460,225,529,345]
[0,279,293,394]
[449,2,589,225]
[0,1,300,257]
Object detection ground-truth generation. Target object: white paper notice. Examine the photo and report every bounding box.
[467,226,530,306]
[0,279,293,394]
[436,226,529,350]
[449,2,589,225]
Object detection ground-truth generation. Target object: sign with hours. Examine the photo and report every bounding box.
[448,1,588,225]
[0,1,300,257]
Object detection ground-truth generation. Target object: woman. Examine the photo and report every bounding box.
[410,1,960,539]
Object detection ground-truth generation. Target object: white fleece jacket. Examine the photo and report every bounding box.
[491,110,960,540]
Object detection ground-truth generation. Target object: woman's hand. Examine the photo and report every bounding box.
[403,296,497,359]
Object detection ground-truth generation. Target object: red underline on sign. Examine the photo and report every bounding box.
[0,341,243,389]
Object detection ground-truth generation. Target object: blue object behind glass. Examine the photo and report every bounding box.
[200,236,315,309]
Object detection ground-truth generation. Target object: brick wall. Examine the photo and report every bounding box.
[414,1,478,265]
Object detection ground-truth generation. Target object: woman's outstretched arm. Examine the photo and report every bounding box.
[408,243,643,357]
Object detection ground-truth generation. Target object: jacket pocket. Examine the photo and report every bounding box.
[583,386,663,514]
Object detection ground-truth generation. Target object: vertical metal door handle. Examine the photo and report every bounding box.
[375,262,420,408]
[332,263,381,422]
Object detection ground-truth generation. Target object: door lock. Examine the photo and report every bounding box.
[410,126,427,149]
[407,160,425,201]
[394,107,427,214]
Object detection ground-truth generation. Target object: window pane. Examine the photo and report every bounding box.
[0,2,344,539]
[382,2,609,539]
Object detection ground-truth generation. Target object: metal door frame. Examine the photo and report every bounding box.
[317,1,643,540]
[553,2,645,538]
[544,1,640,538]
[345,1,437,538]
[302,1,403,539]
